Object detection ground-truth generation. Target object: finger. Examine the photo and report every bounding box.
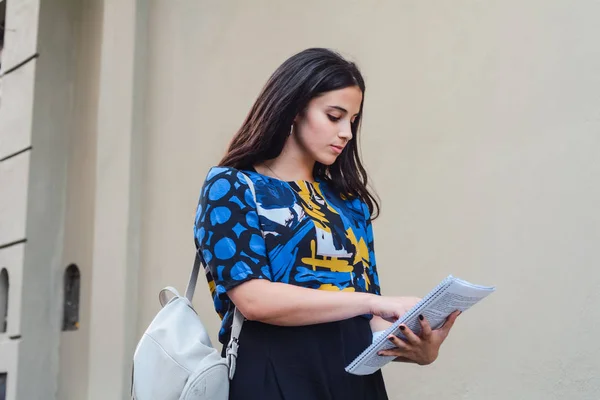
[441,310,461,334]
[383,315,399,323]
[380,310,400,323]
[418,314,432,339]
[378,349,408,358]
[377,349,404,358]
[386,335,409,351]
[398,325,420,345]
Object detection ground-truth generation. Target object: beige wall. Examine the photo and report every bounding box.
[138,1,600,399]
[57,0,103,398]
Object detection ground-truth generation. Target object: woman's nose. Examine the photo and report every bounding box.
[339,125,353,141]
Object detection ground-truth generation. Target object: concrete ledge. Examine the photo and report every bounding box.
[0,61,36,160]
[1,0,40,72]
[0,152,29,246]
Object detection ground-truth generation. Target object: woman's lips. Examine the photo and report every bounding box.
[331,145,344,154]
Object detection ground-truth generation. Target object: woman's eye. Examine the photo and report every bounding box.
[327,115,341,122]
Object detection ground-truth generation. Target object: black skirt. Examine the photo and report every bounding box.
[225,316,388,400]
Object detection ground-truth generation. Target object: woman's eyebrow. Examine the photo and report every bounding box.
[327,105,359,116]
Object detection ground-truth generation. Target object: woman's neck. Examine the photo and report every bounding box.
[258,140,315,182]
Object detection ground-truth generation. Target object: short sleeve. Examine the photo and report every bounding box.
[362,202,381,296]
[194,167,271,300]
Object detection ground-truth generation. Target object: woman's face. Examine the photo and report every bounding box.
[293,86,363,166]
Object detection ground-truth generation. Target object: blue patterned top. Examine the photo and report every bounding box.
[194,166,381,343]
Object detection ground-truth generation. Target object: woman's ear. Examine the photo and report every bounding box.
[294,105,308,122]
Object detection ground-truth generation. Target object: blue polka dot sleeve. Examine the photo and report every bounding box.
[194,167,271,306]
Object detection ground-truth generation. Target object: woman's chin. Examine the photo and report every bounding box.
[315,155,339,167]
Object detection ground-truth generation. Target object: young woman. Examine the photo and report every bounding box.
[194,48,459,399]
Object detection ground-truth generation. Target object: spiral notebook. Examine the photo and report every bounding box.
[345,275,495,375]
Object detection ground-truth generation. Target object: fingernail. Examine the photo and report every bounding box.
[418,314,424,321]
[388,337,394,342]
[458,311,462,316]
[399,325,406,331]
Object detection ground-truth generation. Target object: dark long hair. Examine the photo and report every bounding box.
[219,48,380,219]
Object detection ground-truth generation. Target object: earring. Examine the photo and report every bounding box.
[289,124,294,136]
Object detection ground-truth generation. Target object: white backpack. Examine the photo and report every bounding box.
[131,255,244,400]
[131,173,257,399]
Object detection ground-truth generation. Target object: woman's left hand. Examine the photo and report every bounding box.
[377,310,461,365]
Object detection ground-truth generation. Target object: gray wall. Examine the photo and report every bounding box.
[138,1,600,399]
[1,0,79,398]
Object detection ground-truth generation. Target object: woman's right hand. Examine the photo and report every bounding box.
[369,295,422,322]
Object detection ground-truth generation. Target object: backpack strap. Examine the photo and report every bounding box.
[226,308,244,379]
[185,170,258,380]
[184,253,202,302]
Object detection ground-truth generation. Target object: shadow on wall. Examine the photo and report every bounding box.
[0,268,7,333]
[0,268,7,400]
[0,0,5,71]
[1,0,5,111]
[0,372,6,400]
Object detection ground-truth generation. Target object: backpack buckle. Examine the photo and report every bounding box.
[226,337,239,380]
